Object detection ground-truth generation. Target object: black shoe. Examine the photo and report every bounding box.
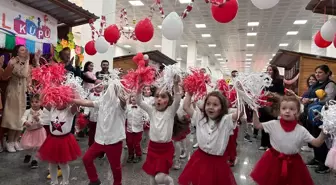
[315,165,330,174]
[306,159,319,168]
[31,160,38,169]
[127,157,134,163]
[133,156,142,163]
[23,155,31,163]
[89,179,101,185]
[244,134,252,142]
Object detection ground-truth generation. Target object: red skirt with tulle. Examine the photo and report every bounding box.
[250,147,314,185]
[179,149,237,185]
[142,141,174,176]
[38,133,81,164]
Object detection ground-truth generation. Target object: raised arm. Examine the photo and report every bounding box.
[252,111,263,130]
[135,92,152,114]
[72,99,94,107]
[183,93,194,118]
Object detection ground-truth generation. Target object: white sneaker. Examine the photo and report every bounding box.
[193,143,199,148]
[173,160,181,170]
[50,181,59,185]
[14,142,24,151]
[60,181,69,185]
[6,142,16,153]
[180,150,187,159]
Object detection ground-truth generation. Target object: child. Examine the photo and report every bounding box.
[38,103,81,185]
[141,85,154,154]
[250,95,326,185]
[136,78,181,185]
[21,94,46,169]
[179,91,239,185]
[84,80,103,147]
[72,84,127,185]
[172,85,190,170]
[126,93,147,163]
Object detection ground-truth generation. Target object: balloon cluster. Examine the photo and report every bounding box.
[314,18,336,48]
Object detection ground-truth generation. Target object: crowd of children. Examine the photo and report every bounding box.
[0,58,335,185]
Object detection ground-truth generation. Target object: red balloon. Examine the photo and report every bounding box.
[314,31,332,48]
[134,18,154,42]
[211,0,238,23]
[85,40,97,55]
[104,24,120,44]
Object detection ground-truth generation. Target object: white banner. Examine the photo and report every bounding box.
[0,0,58,44]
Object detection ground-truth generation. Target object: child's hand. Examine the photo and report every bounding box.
[24,122,32,127]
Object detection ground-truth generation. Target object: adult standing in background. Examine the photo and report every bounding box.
[1,45,38,153]
[95,60,110,80]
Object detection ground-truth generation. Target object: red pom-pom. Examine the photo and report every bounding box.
[76,113,89,130]
[183,69,211,101]
[32,64,66,89]
[216,79,236,106]
[122,66,155,91]
[41,85,75,108]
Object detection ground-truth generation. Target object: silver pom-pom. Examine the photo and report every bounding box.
[155,64,183,94]
[63,73,89,99]
[320,100,336,137]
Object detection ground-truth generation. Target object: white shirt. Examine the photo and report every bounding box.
[49,107,75,136]
[126,104,146,133]
[21,109,43,130]
[191,108,235,156]
[41,108,51,126]
[262,120,315,154]
[84,91,102,122]
[138,93,181,143]
[93,84,126,145]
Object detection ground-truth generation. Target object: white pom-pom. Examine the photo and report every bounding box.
[232,72,272,114]
[144,54,149,61]
[64,73,89,99]
[320,100,336,137]
[155,64,183,94]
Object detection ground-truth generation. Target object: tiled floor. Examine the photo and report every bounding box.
[0,130,335,185]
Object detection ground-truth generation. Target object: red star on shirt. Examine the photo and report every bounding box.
[51,116,65,133]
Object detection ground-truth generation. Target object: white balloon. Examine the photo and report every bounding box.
[321,19,336,42]
[162,12,184,40]
[251,0,279,10]
[95,37,109,53]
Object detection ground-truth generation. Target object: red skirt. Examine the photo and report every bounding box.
[179,149,237,185]
[250,148,314,185]
[38,133,81,164]
[142,141,174,176]
[225,127,239,161]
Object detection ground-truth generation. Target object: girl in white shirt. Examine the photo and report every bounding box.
[250,95,326,185]
[38,104,81,185]
[179,91,239,185]
[21,94,46,169]
[126,93,147,163]
[136,79,181,185]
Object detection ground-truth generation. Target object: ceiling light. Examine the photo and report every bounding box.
[214,54,221,57]
[287,31,299,35]
[158,25,162,29]
[129,1,144,6]
[176,58,182,61]
[123,26,134,31]
[202,34,211,38]
[180,45,188,48]
[279,43,288,47]
[269,58,272,61]
[154,45,161,48]
[208,44,216,47]
[246,54,253,56]
[247,32,257,36]
[179,0,192,3]
[246,44,255,47]
[246,58,252,61]
[272,54,276,56]
[217,58,224,61]
[245,62,252,64]
[293,20,307,25]
[195,24,206,28]
[248,22,259,26]
[124,45,131,48]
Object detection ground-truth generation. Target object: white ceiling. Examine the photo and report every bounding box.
[74,0,326,73]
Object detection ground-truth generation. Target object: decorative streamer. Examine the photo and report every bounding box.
[319,100,336,137]
[119,8,137,40]
[155,64,183,94]
[181,0,194,19]
[88,16,106,40]
[63,73,88,99]
[205,0,227,6]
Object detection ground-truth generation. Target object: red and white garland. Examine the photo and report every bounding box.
[119,8,137,40]
[181,0,194,19]
[88,16,106,40]
[149,0,165,19]
[205,0,228,7]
